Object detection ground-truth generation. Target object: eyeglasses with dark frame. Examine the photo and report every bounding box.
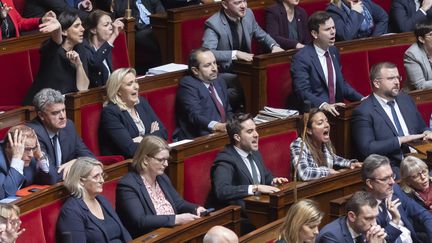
[410,169,429,180]
[149,156,170,164]
[372,173,396,184]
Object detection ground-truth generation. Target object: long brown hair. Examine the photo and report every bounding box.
[298,108,336,166]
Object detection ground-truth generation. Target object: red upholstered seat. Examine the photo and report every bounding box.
[340,51,371,96]
[183,149,220,205]
[266,62,292,108]
[416,102,432,126]
[102,179,119,209]
[368,45,410,88]
[259,130,297,180]
[0,51,33,106]
[142,85,178,142]
[81,102,103,155]
[41,200,65,243]
[28,48,40,82]
[375,0,391,12]
[299,0,328,15]
[18,209,46,243]
[12,0,25,15]
[112,32,130,69]
[180,17,208,64]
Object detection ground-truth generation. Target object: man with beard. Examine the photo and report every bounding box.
[359,154,432,243]
[208,113,288,233]
[317,191,387,243]
[351,62,432,177]
[291,11,363,116]
[27,88,94,182]
[174,47,234,140]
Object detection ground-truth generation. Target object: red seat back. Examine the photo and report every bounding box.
[416,102,432,126]
[102,179,120,209]
[0,51,33,105]
[41,200,65,243]
[180,17,208,64]
[80,102,103,155]
[142,85,178,142]
[266,62,292,108]
[183,149,220,205]
[112,32,131,69]
[18,209,46,243]
[12,0,25,15]
[368,45,410,88]
[28,48,40,81]
[259,130,297,179]
[299,0,328,15]
[375,0,391,12]
[340,51,371,96]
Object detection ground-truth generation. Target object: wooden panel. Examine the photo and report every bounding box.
[133,205,241,242]
[239,218,283,243]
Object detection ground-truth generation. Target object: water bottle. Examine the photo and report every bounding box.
[430,113,432,129]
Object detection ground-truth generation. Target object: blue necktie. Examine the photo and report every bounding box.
[387,101,404,136]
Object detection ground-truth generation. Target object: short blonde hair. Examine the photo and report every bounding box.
[64,157,103,198]
[400,156,430,193]
[105,68,138,110]
[0,204,20,218]
[132,135,171,174]
[278,199,323,243]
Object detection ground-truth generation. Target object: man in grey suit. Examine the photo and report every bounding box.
[202,0,284,71]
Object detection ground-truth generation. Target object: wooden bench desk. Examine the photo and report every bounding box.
[239,218,284,243]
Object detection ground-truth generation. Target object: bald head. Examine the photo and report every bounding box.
[203,226,239,243]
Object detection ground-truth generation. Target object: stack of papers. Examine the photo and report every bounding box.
[254,106,298,123]
[147,63,188,75]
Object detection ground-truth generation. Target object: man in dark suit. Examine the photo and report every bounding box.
[209,113,288,233]
[291,11,363,116]
[202,0,284,72]
[361,154,432,243]
[389,0,432,33]
[27,88,94,182]
[0,125,57,199]
[351,62,432,175]
[23,0,90,20]
[317,191,387,243]
[174,47,234,140]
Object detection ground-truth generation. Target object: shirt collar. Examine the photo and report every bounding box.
[233,145,249,158]
[314,44,328,56]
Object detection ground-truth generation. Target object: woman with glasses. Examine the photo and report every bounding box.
[404,19,432,91]
[116,135,206,238]
[0,204,25,242]
[56,157,131,242]
[400,156,432,212]
[99,68,167,159]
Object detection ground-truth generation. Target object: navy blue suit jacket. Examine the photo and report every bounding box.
[389,0,432,33]
[100,96,168,158]
[316,217,355,243]
[265,3,311,50]
[56,195,131,243]
[376,185,432,243]
[116,172,198,238]
[83,39,113,88]
[27,118,94,182]
[0,144,57,199]
[291,44,363,109]
[174,75,233,140]
[326,0,388,41]
[352,93,428,164]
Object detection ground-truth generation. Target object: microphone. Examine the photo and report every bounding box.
[293,100,311,202]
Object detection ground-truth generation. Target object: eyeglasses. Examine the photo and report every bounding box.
[84,172,107,182]
[23,146,37,154]
[150,156,170,164]
[410,169,429,180]
[372,173,396,184]
[375,76,402,82]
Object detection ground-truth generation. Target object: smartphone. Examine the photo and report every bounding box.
[200,208,215,216]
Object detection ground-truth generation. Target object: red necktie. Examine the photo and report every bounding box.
[324,51,335,104]
[208,83,226,122]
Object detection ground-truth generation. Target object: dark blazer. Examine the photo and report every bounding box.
[389,0,432,33]
[326,0,388,41]
[83,39,113,88]
[351,93,428,164]
[116,172,198,238]
[23,0,89,20]
[174,75,233,140]
[56,195,132,243]
[209,145,274,209]
[291,44,363,109]
[316,216,356,243]
[376,185,432,243]
[26,118,94,182]
[110,0,165,28]
[100,96,168,158]
[0,0,40,41]
[265,3,311,50]
[0,144,57,199]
